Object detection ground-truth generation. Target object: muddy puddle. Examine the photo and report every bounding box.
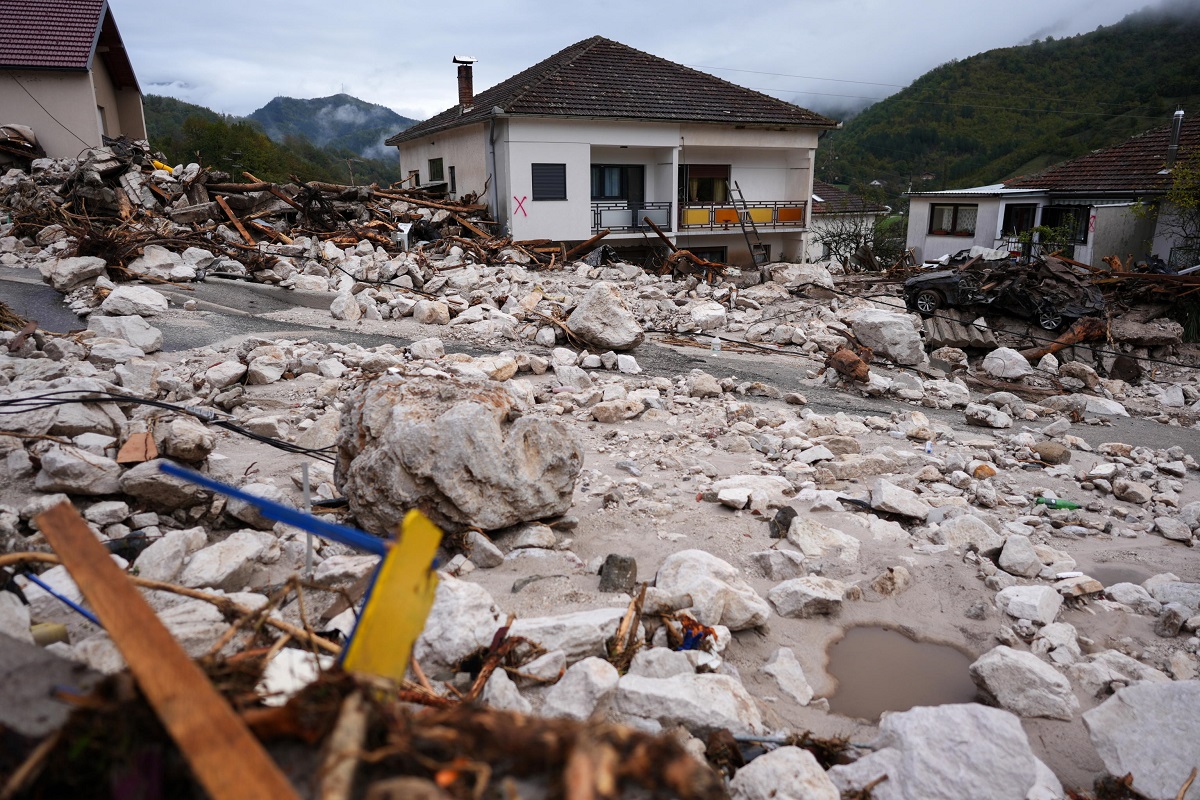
[1084,563,1152,587]
[826,626,977,721]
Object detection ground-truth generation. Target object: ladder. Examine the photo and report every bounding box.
[728,180,769,265]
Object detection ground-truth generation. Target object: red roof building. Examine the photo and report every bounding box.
[0,0,145,160]
[388,37,837,266]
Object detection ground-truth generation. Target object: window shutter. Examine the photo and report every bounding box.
[531,163,566,200]
[686,164,731,179]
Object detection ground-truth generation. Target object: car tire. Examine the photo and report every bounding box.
[913,289,943,315]
[1037,309,1064,331]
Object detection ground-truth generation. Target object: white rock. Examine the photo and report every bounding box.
[329,293,362,321]
[846,308,925,365]
[749,549,807,581]
[965,402,1013,428]
[996,585,1063,625]
[786,515,860,562]
[87,315,162,353]
[509,607,629,665]
[828,704,1059,800]
[132,528,205,583]
[689,301,727,330]
[1083,681,1200,800]
[654,549,770,630]
[763,647,813,705]
[627,648,696,679]
[413,575,504,676]
[998,534,1041,578]
[1085,396,1129,417]
[932,514,1004,556]
[33,444,121,495]
[178,530,266,590]
[257,648,334,707]
[481,668,532,714]
[982,347,1033,379]
[541,657,619,720]
[205,361,247,389]
[709,475,792,508]
[40,255,106,291]
[0,591,33,644]
[970,645,1079,720]
[412,300,450,325]
[768,576,846,618]
[100,285,168,316]
[870,478,931,520]
[730,746,838,800]
[409,337,445,360]
[613,673,763,735]
[565,281,644,351]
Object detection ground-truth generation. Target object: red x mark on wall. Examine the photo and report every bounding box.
[513,195,528,217]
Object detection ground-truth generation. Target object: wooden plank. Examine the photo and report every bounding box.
[451,214,491,240]
[215,195,257,246]
[33,502,300,800]
[563,228,611,260]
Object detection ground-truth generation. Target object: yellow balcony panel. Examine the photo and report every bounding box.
[683,208,711,226]
[747,207,773,224]
[713,208,740,225]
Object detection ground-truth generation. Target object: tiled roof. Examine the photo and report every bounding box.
[1006,115,1200,194]
[387,36,837,145]
[812,181,888,215]
[0,0,106,71]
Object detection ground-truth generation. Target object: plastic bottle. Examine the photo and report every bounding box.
[1035,497,1080,510]
[711,336,721,352]
[924,441,933,454]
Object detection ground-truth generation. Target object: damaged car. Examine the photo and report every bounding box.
[903,256,1104,330]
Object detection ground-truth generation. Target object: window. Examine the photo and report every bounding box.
[680,164,730,203]
[448,166,456,195]
[97,106,108,136]
[428,158,444,183]
[1040,206,1089,244]
[1001,203,1037,236]
[690,246,727,263]
[407,169,420,187]
[928,203,977,236]
[590,165,644,202]
[531,163,567,200]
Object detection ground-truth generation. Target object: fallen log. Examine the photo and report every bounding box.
[1020,316,1107,362]
[826,347,870,383]
[563,228,611,261]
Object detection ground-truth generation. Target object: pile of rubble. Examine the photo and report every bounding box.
[3,151,1200,799]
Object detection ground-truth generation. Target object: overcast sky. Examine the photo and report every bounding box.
[110,0,1162,123]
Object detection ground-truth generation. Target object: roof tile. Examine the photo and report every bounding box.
[0,0,106,71]
[388,37,836,145]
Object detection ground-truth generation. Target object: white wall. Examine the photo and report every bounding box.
[906,196,1003,263]
[0,71,100,158]
[397,122,488,201]
[91,58,144,140]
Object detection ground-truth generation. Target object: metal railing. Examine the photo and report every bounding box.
[679,200,807,230]
[590,201,672,233]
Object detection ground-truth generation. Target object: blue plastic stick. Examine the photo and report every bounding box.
[23,572,103,626]
[157,462,389,556]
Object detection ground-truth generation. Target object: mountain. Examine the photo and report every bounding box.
[248,94,418,160]
[142,95,408,186]
[817,3,1200,200]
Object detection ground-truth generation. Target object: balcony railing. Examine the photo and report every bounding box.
[591,201,673,233]
[680,200,807,230]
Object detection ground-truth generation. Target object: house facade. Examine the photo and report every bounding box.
[905,112,1199,269]
[804,180,890,263]
[386,37,837,267]
[0,0,145,162]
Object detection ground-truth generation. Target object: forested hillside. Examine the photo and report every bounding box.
[248,94,417,160]
[818,5,1200,201]
[141,95,408,186]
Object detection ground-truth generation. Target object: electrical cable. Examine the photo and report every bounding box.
[7,75,93,148]
[0,390,337,463]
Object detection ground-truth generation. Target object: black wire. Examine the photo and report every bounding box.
[0,390,336,463]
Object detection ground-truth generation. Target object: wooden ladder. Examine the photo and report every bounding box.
[729,180,769,265]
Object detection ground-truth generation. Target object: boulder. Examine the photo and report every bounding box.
[158,417,216,463]
[612,673,762,735]
[689,301,727,330]
[730,746,838,800]
[40,256,107,291]
[998,534,1041,578]
[768,576,847,618]
[827,704,1060,800]
[654,549,770,630]
[996,585,1063,626]
[964,402,1013,429]
[99,285,168,317]
[749,549,807,581]
[481,669,532,714]
[541,657,620,720]
[1113,478,1153,504]
[335,375,582,534]
[932,514,1004,556]
[86,315,162,353]
[969,645,1079,720]
[982,347,1033,379]
[178,530,266,591]
[766,262,835,290]
[119,459,210,509]
[786,516,859,563]
[762,647,814,705]
[870,478,931,520]
[846,308,925,365]
[226,482,290,530]
[33,445,121,495]
[1083,681,1200,800]
[205,361,247,389]
[510,608,629,665]
[565,281,644,351]
[411,300,450,325]
[413,575,505,676]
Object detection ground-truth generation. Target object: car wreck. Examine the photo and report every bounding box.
[903,254,1105,330]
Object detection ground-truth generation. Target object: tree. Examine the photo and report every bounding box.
[811,214,904,271]
[1157,153,1200,244]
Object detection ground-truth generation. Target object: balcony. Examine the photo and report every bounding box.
[680,200,807,230]
[591,201,673,233]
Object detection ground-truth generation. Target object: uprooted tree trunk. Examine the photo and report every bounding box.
[1020,317,1108,362]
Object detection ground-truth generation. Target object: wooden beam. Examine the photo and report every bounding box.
[32,502,300,800]
[563,229,611,260]
[216,195,257,246]
[451,214,492,240]
[641,217,678,252]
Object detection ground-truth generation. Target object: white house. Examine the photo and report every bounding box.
[804,180,890,264]
[905,111,1199,269]
[0,0,146,163]
[385,37,838,267]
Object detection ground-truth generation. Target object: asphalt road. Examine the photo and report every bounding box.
[4,267,1198,458]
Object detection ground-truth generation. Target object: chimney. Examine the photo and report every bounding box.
[1166,108,1185,169]
[453,55,477,109]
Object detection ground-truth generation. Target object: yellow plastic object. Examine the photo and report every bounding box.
[340,510,442,682]
[31,622,69,646]
[151,160,173,172]
[748,207,773,224]
[682,208,711,226]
